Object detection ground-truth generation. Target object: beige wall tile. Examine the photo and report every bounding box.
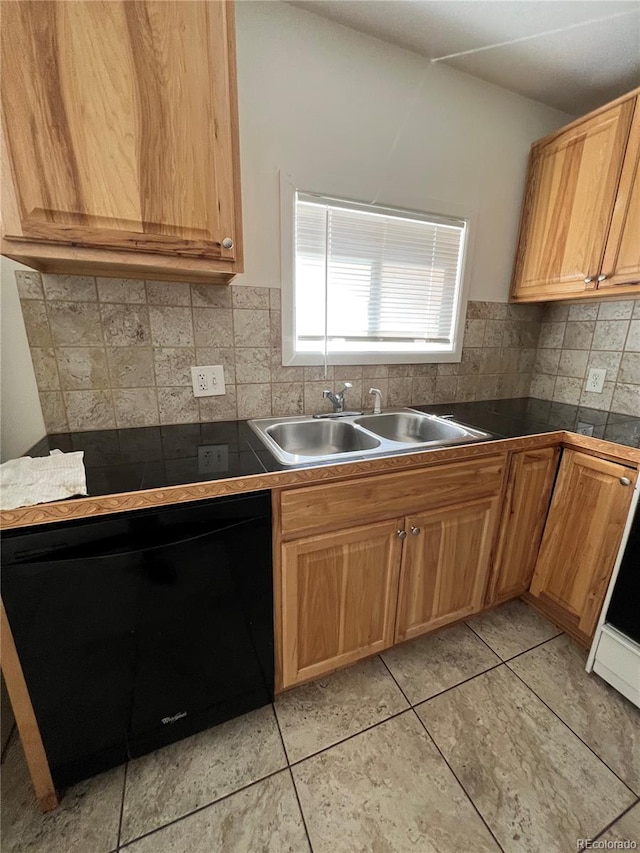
[434,376,457,403]
[101,304,151,346]
[43,274,96,302]
[237,383,272,419]
[270,311,281,348]
[15,270,43,300]
[618,353,640,386]
[193,308,233,347]
[568,303,598,321]
[363,365,390,379]
[30,348,59,390]
[304,365,333,382]
[586,350,622,378]
[21,301,52,347]
[64,390,115,431]
[386,377,412,407]
[146,281,192,306]
[544,303,570,321]
[553,376,582,405]
[463,319,485,347]
[97,278,146,304]
[304,381,334,414]
[557,349,588,379]
[113,389,159,428]
[49,302,103,347]
[271,350,304,383]
[611,384,640,417]
[195,347,236,384]
[232,286,270,310]
[271,382,304,416]
[106,347,155,388]
[626,320,640,352]
[149,306,194,347]
[530,373,556,399]
[483,320,504,347]
[235,348,271,384]
[154,347,196,386]
[191,284,232,309]
[534,349,561,375]
[158,387,200,425]
[591,320,629,352]
[233,309,270,348]
[538,322,565,349]
[580,381,615,411]
[562,321,594,350]
[39,391,67,432]
[57,347,109,390]
[269,289,281,311]
[411,377,436,405]
[598,300,634,321]
[198,387,238,421]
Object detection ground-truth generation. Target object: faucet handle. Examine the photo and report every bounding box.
[341,382,353,391]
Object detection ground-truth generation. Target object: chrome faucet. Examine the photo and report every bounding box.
[322,382,352,413]
[369,388,383,415]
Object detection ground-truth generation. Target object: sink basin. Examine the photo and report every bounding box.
[355,412,473,444]
[248,408,493,466]
[265,419,380,458]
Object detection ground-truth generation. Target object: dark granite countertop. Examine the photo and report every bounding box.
[27,397,640,500]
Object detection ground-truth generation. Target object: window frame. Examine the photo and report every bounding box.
[280,174,474,366]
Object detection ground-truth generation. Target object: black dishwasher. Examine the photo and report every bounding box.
[1,491,273,788]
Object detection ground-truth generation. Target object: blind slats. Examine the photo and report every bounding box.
[294,194,465,353]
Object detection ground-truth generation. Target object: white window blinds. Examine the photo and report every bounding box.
[294,192,467,358]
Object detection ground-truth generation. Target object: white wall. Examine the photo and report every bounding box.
[235,1,572,301]
[0,257,46,460]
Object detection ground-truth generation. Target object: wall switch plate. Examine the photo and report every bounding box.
[191,365,225,397]
[586,368,606,394]
[198,444,229,474]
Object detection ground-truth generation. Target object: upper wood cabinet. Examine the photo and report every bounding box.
[528,449,636,644]
[1,1,242,283]
[486,447,559,607]
[395,496,500,643]
[511,90,640,302]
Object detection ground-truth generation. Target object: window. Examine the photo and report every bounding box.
[282,190,469,366]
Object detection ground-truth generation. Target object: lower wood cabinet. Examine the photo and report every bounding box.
[486,446,560,607]
[279,519,403,689]
[395,497,500,642]
[527,449,637,643]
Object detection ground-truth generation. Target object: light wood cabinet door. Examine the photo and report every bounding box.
[395,497,500,643]
[1,1,242,281]
[511,99,635,301]
[599,100,640,290]
[529,450,636,641]
[487,447,560,607]
[280,519,403,688]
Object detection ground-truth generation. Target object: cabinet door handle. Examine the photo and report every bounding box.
[620,477,631,486]
[410,526,421,536]
[222,237,234,249]
[397,530,407,540]
[584,276,593,284]
[597,274,607,282]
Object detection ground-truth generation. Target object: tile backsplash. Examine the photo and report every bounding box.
[17,271,544,433]
[530,300,640,416]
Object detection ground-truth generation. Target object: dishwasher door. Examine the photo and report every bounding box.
[1,491,273,787]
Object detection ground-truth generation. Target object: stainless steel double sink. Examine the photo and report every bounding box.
[248,409,492,466]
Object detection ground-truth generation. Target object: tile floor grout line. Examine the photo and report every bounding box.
[505,661,639,801]
[286,705,411,769]
[286,766,315,853]
[377,654,506,853]
[407,661,505,708]
[115,760,129,852]
[271,700,292,766]
[591,796,640,843]
[116,765,288,851]
[502,631,565,664]
[463,616,563,663]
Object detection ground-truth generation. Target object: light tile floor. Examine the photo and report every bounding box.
[2,600,639,852]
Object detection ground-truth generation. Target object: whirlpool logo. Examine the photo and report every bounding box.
[161,711,187,725]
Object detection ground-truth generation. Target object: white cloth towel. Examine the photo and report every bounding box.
[0,450,87,510]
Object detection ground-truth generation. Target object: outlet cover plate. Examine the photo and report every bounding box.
[586,368,606,394]
[191,365,225,397]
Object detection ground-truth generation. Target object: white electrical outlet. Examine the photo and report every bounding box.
[198,444,229,474]
[191,365,225,397]
[586,368,606,394]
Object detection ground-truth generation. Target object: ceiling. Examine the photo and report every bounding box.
[288,1,640,114]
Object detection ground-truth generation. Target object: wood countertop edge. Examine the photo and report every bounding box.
[1,430,638,530]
